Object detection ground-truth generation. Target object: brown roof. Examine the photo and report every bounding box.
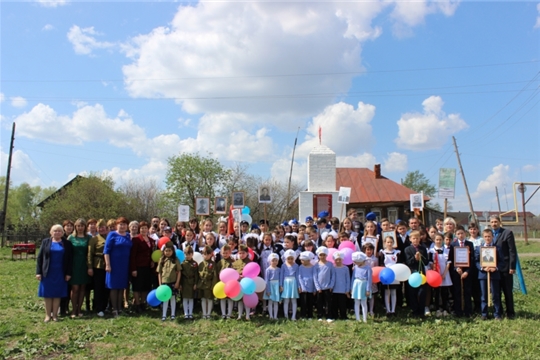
[336,167,430,204]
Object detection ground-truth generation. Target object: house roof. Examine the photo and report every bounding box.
[36,175,84,208]
[336,167,430,204]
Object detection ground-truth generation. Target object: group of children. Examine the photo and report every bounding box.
[153,216,506,322]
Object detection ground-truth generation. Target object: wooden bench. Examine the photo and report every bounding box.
[12,243,36,260]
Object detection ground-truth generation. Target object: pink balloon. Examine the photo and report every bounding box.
[224,280,241,298]
[327,248,337,264]
[242,292,259,308]
[242,262,261,279]
[338,241,356,251]
[342,248,353,266]
[220,268,239,283]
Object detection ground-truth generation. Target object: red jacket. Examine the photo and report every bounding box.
[129,235,155,272]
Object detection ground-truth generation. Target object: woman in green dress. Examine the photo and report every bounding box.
[68,218,91,318]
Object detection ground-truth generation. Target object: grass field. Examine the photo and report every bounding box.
[1,248,539,359]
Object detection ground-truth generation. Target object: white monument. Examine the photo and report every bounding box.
[298,145,339,222]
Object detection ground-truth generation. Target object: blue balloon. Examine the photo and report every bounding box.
[147,289,161,307]
[408,272,422,288]
[242,206,250,215]
[380,268,396,285]
[176,249,185,263]
[240,277,256,295]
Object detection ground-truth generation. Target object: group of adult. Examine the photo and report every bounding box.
[35,212,518,322]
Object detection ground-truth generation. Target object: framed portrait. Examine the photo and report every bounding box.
[178,205,190,222]
[480,246,497,268]
[258,185,272,204]
[214,197,227,214]
[232,191,245,209]
[410,193,424,211]
[454,246,470,267]
[337,186,351,204]
[195,197,210,216]
[382,231,397,248]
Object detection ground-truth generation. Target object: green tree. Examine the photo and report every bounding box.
[165,153,233,216]
[39,174,126,227]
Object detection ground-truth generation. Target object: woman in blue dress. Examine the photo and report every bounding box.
[104,217,132,317]
[36,224,73,322]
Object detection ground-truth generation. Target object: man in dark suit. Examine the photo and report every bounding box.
[448,228,475,317]
[490,215,517,318]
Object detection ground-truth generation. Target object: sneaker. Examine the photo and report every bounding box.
[326,319,334,323]
[436,310,442,318]
[318,318,323,322]
[161,317,166,321]
[184,315,189,319]
[222,315,227,319]
[97,311,104,317]
[171,316,175,320]
[424,307,431,316]
[443,310,449,317]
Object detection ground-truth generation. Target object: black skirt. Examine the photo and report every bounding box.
[131,266,152,292]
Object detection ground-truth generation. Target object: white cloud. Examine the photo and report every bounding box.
[395,96,468,151]
[474,164,511,196]
[14,103,147,149]
[0,148,41,186]
[42,24,54,31]
[523,164,539,172]
[535,3,540,29]
[383,152,408,172]
[10,96,27,108]
[35,0,68,7]
[0,93,4,102]
[120,1,457,124]
[297,101,376,158]
[101,161,167,185]
[67,25,114,55]
[336,153,377,168]
[391,0,459,37]
[270,158,308,186]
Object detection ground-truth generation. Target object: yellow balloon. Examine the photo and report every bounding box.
[421,274,427,285]
[213,281,227,299]
[151,250,162,263]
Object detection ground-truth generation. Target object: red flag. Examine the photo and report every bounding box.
[433,250,440,273]
[227,205,235,235]
[318,125,322,145]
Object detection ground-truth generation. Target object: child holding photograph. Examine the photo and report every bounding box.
[448,228,474,317]
[428,233,452,317]
[157,242,181,321]
[476,229,504,320]
[332,251,351,320]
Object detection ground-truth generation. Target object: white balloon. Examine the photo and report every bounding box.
[193,252,204,265]
[241,213,252,225]
[390,263,411,282]
[253,276,266,293]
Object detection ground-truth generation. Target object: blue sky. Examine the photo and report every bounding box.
[1,0,539,216]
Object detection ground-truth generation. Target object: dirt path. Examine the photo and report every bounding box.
[519,253,540,257]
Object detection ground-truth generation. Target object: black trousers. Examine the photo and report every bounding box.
[332,293,348,320]
[407,283,426,316]
[469,267,481,313]
[60,284,72,315]
[500,271,515,317]
[433,286,450,311]
[93,268,109,313]
[300,292,314,319]
[451,272,472,316]
[316,289,332,319]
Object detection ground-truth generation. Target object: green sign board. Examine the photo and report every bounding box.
[438,168,456,199]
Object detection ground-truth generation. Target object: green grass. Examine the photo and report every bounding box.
[516,239,540,255]
[1,248,540,359]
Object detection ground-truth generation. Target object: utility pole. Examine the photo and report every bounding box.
[452,136,477,224]
[286,127,300,213]
[518,183,529,245]
[1,123,16,247]
[495,186,502,218]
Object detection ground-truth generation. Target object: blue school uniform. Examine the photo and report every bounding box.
[351,264,372,300]
[314,261,335,291]
[280,263,299,299]
[298,265,315,293]
[264,267,282,302]
[333,266,351,294]
[475,244,504,318]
